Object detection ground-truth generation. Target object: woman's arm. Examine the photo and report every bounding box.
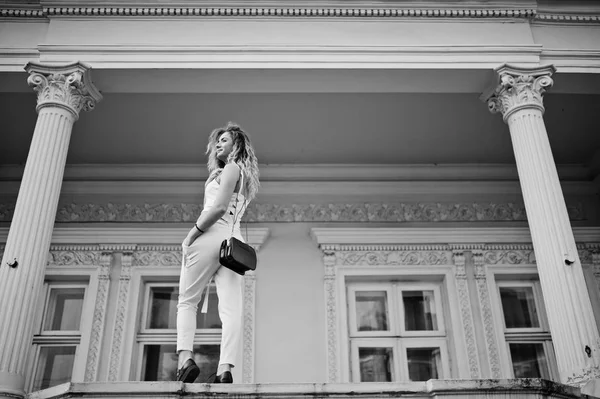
[183,163,240,246]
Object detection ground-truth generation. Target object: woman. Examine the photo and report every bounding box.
[176,122,259,384]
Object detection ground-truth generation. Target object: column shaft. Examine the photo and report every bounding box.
[0,62,101,399]
[507,108,600,383]
[0,107,74,395]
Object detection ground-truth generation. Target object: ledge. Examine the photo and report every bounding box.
[24,380,590,399]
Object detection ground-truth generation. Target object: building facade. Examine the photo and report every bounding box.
[1,1,600,398]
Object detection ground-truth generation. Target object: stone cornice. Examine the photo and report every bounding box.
[0,227,270,248]
[311,227,600,246]
[1,5,537,19]
[3,4,600,24]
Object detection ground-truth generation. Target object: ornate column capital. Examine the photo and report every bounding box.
[483,64,556,122]
[25,61,103,119]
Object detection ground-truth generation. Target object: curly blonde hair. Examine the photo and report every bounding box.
[206,122,260,201]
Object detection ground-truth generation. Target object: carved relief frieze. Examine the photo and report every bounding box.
[332,250,452,266]
[85,252,112,382]
[452,250,480,378]
[47,247,102,266]
[0,201,586,223]
[481,249,536,265]
[473,250,502,378]
[132,250,182,267]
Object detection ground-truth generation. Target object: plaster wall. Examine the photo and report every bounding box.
[253,223,327,383]
[532,24,600,50]
[41,19,534,48]
[0,21,47,48]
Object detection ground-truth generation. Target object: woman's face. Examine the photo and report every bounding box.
[216,132,234,162]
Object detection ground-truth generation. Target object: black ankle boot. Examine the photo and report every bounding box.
[176,358,200,383]
[213,370,233,383]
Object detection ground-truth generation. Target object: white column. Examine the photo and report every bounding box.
[0,62,101,398]
[485,64,600,385]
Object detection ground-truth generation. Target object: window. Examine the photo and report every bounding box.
[136,282,222,382]
[496,281,556,379]
[30,283,87,391]
[347,283,449,382]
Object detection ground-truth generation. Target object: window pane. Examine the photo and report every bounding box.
[509,343,549,378]
[407,348,441,381]
[44,288,85,331]
[358,347,393,382]
[142,344,220,383]
[500,287,540,328]
[147,286,221,330]
[355,291,389,332]
[403,291,438,331]
[32,346,76,391]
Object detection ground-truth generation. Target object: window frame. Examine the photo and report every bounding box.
[487,265,559,380]
[26,264,98,393]
[345,276,452,382]
[133,277,223,382]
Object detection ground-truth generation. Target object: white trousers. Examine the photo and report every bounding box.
[177,218,243,367]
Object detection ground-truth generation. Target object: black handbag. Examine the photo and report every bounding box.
[219,237,257,276]
[219,172,257,276]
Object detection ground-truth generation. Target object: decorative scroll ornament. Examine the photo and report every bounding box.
[333,250,451,266]
[25,62,103,119]
[486,65,556,122]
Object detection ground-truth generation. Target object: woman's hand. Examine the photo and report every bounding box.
[183,227,203,247]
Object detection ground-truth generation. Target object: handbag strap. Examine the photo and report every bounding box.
[229,168,246,238]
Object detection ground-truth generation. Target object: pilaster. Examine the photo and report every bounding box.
[108,250,134,382]
[472,250,502,378]
[322,250,339,383]
[451,250,480,379]
[0,62,101,399]
[485,64,600,385]
[84,252,113,382]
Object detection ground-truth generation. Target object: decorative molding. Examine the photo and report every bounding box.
[108,252,133,382]
[85,252,112,382]
[535,13,600,23]
[25,62,102,118]
[472,250,502,378]
[0,201,587,224]
[132,250,182,267]
[0,7,44,18]
[482,249,536,265]
[47,249,102,266]
[485,64,556,122]
[0,5,537,19]
[324,263,339,383]
[311,227,600,246]
[0,227,271,248]
[321,244,451,252]
[452,250,480,378]
[328,250,452,266]
[242,272,256,384]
